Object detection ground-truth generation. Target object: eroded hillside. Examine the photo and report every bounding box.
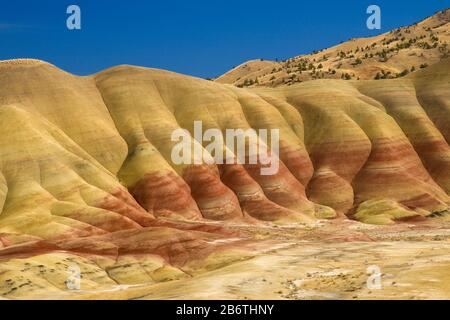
[0,57,449,298]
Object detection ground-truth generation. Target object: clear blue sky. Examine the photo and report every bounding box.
[0,0,448,78]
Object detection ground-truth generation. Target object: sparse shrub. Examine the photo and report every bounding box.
[396,69,409,78]
[352,58,362,65]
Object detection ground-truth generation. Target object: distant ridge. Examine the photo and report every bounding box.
[216,8,449,87]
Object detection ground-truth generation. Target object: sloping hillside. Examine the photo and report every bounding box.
[216,8,449,87]
[0,57,448,298]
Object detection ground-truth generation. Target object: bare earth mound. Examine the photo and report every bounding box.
[0,55,449,299]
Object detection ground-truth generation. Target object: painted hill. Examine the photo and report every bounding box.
[216,8,449,87]
[0,56,449,298]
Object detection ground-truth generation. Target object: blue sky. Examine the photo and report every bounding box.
[0,1,448,78]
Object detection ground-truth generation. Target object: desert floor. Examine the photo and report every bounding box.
[57,214,450,300]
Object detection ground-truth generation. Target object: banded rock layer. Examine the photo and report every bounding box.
[0,58,449,227]
[0,58,449,297]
